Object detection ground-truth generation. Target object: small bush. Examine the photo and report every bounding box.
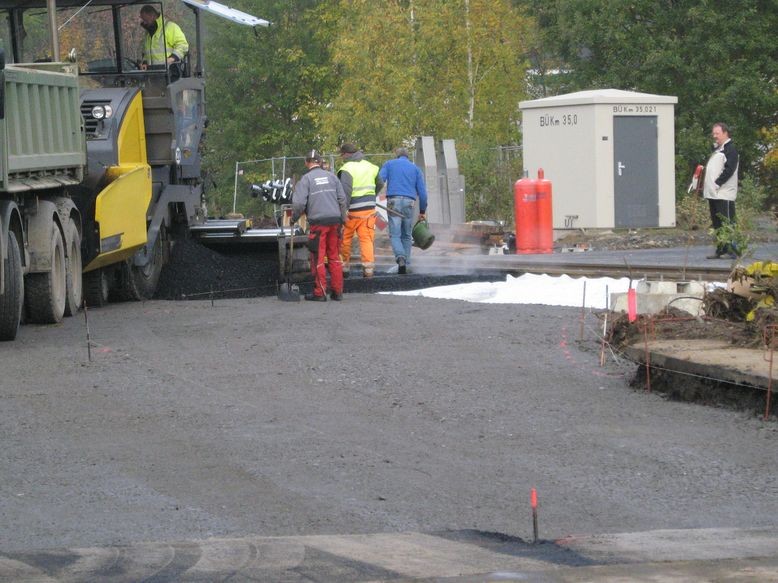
[676,194,709,230]
[676,174,767,234]
[713,216,751,258]
[736,174,769,229]
[459,144,523,225]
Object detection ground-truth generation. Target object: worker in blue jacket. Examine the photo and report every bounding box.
[378,148,428,274]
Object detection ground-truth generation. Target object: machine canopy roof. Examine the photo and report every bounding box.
[181,0,269,27]
[0,0,270,26]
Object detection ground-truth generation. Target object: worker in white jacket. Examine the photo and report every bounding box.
[703,122,739,259]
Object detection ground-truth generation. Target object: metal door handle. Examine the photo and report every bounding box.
[618,161,626,176]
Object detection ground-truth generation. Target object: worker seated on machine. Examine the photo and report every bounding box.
[138,4,188,74]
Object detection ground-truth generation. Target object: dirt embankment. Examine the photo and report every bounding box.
[555,215,778,252]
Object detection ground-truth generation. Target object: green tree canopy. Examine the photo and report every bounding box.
[319,0,532,151]
[520,0,778,194]
[203,0,338,212]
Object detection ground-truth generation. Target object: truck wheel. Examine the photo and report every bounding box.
[0,233,24,340]
[83,268,109,308]
[130,231,166,300]
[26,224,67,324]
[110,260,142,302]
[64,218,83,316]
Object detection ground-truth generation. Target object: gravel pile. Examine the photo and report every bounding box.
[156,239,280,300]
[156,238,504,300]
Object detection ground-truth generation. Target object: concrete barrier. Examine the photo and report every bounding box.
[612,280,705,315]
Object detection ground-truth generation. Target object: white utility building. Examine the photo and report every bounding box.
[519,89,677,229]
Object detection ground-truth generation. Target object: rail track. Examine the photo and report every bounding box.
[375,253,734,282]
[162,238,738,301]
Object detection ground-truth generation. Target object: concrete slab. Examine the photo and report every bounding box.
[611,280,707,316]
[2,527,778,582]
[636,280,706,295]
[559,526,778,563]
[623,339,777,389]
[611,291,705,316]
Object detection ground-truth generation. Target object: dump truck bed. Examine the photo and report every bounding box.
[0,62,85,193]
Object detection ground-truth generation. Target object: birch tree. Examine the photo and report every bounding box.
[203,0,338,210]
[320,0,532,150]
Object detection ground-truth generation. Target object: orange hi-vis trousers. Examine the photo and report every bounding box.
[340,209,376,276]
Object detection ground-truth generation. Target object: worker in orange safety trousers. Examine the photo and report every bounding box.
[338,143,384,278]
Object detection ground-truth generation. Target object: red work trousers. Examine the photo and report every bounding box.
[309,224,344,297]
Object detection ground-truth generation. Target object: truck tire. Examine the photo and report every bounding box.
[83,268,109,308]
[111,230,167,302]
[26,224,67,324]
[64,218,83,316]
[110,260,142,302]
[129,232,166,300]
[0,232,23,340]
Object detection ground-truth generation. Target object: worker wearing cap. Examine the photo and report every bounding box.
[379,147,428,274]
[338,143,384,278]
[139,4,188,70]
[292,150,348,301]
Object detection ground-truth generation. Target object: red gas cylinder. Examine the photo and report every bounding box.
[513,175,537,254]
[535,168,553,254]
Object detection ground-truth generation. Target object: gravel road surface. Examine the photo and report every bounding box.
[1,292,776,554]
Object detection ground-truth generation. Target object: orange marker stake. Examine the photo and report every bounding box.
[627,288,637,323]
[84,302,92,362]
[531,488,539,543]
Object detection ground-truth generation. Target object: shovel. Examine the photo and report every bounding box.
[375,202,404,218]
[278,217,301,302]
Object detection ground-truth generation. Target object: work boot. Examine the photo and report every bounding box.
[397,256,407,275]
[363,268,374,278]
[304,293,327,302]
[330,291,343,301]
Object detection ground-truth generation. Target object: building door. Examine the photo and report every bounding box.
[614,116,658,227]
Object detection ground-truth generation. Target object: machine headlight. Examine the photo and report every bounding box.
[91,105,113,120]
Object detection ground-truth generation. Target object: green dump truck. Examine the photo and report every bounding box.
[0,59,85,339]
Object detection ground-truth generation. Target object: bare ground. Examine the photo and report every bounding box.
[554,215,778,252]
[2,223,778,558]
[1,293,776,555]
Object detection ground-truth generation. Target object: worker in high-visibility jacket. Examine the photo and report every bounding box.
[139,4,189,70]
[338,143,384,278]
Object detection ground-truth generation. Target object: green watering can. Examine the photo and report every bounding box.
[412,217,435,250]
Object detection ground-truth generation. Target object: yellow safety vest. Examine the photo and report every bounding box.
[143,16,189,66]
[341,159,379,211]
